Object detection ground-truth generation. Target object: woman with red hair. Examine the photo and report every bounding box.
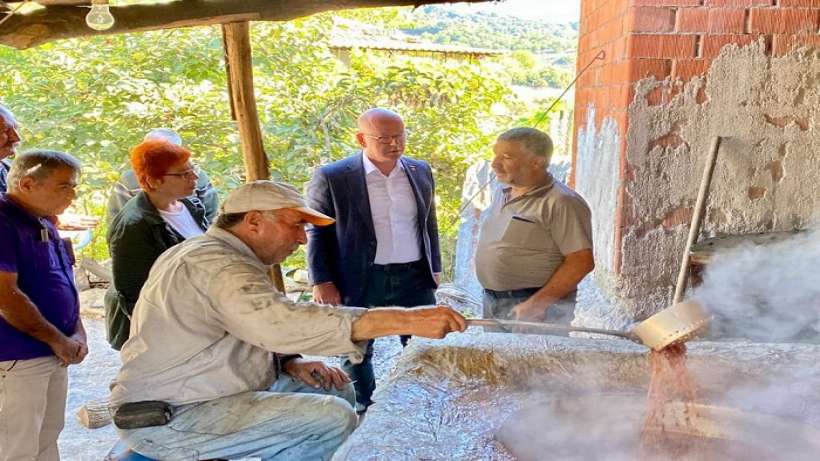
[104,139,210,350]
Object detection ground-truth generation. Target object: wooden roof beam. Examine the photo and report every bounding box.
[0,0,491,49]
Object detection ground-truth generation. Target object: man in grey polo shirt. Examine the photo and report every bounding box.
[475,127,594,325]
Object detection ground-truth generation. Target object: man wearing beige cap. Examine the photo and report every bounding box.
[109,180,466,461]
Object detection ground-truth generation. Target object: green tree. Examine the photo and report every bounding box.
[1,8,553,279]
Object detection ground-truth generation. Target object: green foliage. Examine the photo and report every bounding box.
[1,27,242,257]
[0,7,562,279]
[499,50,573,88]
[399,7,577,90]
[410,7,578,56]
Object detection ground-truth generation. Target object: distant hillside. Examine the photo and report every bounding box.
[392,6,577,89]
[406,6,578,59]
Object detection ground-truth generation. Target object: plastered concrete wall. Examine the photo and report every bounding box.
[573,107,633,329]
[576,107,620,275]
[620,40,820,316]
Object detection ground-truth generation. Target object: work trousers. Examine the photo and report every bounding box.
[343,260,436,407]
[0,356,67,461]
[118,374,356,461]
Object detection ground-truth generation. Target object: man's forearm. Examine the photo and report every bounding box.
[0,289,67,346]
[528,249,595,307]
[350,308,408,341]
[351,306,465,341]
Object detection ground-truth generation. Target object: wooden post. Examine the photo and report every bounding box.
[222,21,285,293]
[222,21,268,182]
[673,136,722,304]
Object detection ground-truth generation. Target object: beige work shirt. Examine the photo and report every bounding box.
[475,173,593,291]
[110,227,366,407]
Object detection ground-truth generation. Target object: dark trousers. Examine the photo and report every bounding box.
[482,288,576,333]
[342,260,436,407]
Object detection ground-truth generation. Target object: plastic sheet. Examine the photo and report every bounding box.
[333,333,820,460]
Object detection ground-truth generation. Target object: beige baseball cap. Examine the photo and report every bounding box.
[220,180,335,226]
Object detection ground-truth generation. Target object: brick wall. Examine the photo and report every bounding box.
[576,0,820,140]
[573,0,820,274]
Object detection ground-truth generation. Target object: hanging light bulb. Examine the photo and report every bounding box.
[86,1,115,31]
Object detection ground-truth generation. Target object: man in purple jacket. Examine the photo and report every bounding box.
[0,150,88,461]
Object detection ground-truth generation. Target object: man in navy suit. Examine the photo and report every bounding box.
[307,108,441,412]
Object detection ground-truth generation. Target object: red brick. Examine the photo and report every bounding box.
[608,62,630,84]
[627,6,677,33]
[581,63,599,86]
[772,34,820,55]
[676,7,709,32]
[702,34,757,57]
[662,207,694,229]
[708,8,747,33]
[748,187,767,200]
[591,0,624,27]
[599,17,625,42]
[610,85,634,107]
[628,58,673,83]
[576,89,592,110]
[672,59,712,81]
[611,2,629,21]
[778,0,820,6]
[630,0,700,5]
[705,0,771,5]
[696,86,709,104]
[749,8,819,34]
[598,0,620,23]
[589,29,601,48]
[579,34,590,54]
[587,11,602,32]
[629,34,698,58]
[612,37,629,61]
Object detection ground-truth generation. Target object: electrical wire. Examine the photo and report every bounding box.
[533,49,606,129]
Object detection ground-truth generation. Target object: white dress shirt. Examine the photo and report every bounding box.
[362,154,421,265]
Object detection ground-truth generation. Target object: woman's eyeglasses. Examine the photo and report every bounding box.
[164,164,200,179]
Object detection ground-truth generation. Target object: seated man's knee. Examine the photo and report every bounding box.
[316,396,357,437]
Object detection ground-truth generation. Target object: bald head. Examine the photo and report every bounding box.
[357,108,402,131]
[356,108,406,169]
[0,104,21,160]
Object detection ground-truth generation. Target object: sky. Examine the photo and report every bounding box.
[442,1,581,23]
